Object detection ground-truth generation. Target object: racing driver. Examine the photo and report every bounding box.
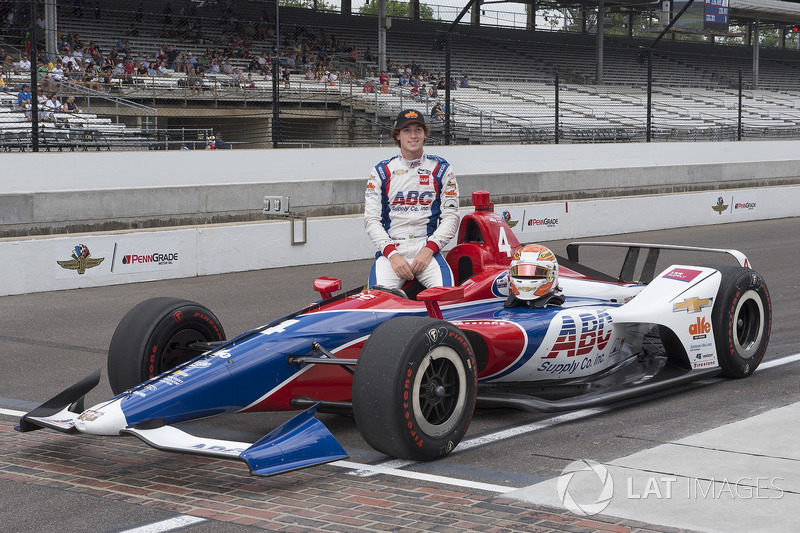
[504,244,565,308]
[365,108,459,290]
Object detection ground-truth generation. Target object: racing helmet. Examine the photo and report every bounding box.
[508,245,559,301]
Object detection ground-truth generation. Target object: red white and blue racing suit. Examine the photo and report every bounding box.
[365,152,459,289]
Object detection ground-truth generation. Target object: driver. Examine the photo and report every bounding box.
[504,245,565,308]
[365,109,459,290]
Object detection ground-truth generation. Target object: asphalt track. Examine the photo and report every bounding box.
[1,217,799,533]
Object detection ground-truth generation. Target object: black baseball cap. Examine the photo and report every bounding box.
[394,109,426,129]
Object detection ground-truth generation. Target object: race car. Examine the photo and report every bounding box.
[18,191,772,477]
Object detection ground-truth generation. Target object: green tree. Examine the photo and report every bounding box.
[280,0,336,12]
[360,0,436,21]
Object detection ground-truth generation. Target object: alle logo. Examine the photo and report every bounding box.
[689,316,711,337]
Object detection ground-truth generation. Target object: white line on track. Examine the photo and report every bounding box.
[332,460,516,493]
[118,516,207,533]
[341,352,800,479]
[2,352,800,496]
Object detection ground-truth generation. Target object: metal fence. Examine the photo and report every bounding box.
[3,0,800,151]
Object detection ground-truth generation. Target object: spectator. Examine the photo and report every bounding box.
[18,55,31,71]
[450,77,458,90]
[214,133,230,149]
[428,85,439,99]
[17,84,32,117]
[62,95,81,114]
[0,47,10,70]
[221,58,234,75]
[431,101,445,121]
[0,76,10,92]
[50,61,65,83]
[157,61,174,76]
[44,93,64,123]
[62,50,78,68]
[398,72,409,86]
[410,82,420,100]
[460,75,470,88]
[362,78,375,94]
[187,68,204,92]
[82,64,102,90]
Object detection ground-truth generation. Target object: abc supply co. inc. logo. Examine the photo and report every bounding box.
[556,459,614,516]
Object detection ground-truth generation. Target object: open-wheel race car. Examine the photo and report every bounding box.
[18,191,772,476]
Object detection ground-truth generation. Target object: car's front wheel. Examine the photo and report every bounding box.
[352,316,478,461]
[107,298,226,394]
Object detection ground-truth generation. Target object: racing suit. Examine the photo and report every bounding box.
[365,153,459,289]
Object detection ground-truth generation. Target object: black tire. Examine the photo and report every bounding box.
[711,265,772,378]
[352,316,478,461]
[107,297,225,394]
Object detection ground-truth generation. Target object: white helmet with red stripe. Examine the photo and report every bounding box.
[508,245,558,301]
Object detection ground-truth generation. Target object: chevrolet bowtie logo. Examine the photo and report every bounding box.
[673,296,713,313]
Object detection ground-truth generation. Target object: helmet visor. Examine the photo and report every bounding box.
[510,264,552,279]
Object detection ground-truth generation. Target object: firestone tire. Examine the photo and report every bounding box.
[352,316,478,461]
[711,265,772,378]
[107,297,225,395]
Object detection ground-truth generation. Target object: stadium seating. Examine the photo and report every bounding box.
[5,1,800,147]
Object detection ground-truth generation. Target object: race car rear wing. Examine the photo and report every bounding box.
[565,242,751,284]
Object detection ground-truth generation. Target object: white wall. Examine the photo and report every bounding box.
[2,185,795,296]
[4,140,800,193]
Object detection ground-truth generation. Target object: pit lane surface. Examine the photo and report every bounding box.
[2,218,798,533]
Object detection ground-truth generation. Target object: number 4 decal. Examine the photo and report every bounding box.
[498,227,512,256]
[262,319,299,335]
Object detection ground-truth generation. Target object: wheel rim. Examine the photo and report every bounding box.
[733,290,764,359]
[411,346,468,438]
[157,328,206,373]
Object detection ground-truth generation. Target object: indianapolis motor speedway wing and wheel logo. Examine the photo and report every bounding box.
[556,459,614,516]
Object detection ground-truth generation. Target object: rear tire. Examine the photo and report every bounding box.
[711,266,771,378]
[352,316,478,461]
[108,297,225,394]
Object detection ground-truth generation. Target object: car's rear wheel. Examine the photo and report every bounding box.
[352,316,478,461]
[108,298,226,394]
[711,266,771,378]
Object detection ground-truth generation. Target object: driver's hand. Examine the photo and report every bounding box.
[411,247,434,276]
[390,253,414,280]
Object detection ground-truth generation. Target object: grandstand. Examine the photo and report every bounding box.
[4,0,800,149]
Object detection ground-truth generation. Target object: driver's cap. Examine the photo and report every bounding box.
[394,109,425,129]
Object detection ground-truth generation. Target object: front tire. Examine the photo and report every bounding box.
[352,316,478,461]
[711,266,771,378]
[108,297,226,394]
